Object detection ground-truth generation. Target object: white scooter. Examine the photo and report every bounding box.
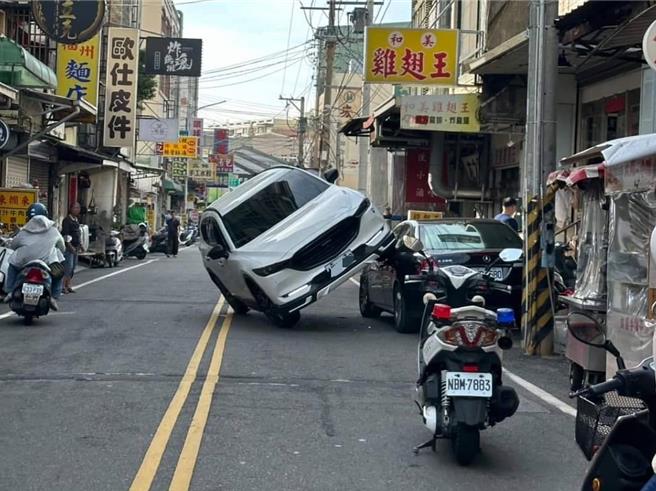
[0,222,14,293]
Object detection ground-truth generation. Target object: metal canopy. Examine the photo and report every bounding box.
[21,88,97,124]
[0,38,56,89]
[465,31,530,75]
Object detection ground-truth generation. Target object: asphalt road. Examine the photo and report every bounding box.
[0,247,587,490]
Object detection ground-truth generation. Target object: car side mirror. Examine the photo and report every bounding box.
[324,169,339,183]
[208,244,229,260]
[499,248,523,263]
[399,235,424,253]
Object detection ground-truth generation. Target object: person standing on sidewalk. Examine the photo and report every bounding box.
[166,211,180,258]
[61,202,81,293]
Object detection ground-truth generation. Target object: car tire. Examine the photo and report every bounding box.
[359,276,381,318]
[267,310,301,328]
[393,284,418,333]
[207,271,249,315]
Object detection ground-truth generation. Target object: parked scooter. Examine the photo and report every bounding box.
[0,222,14,293]
[406,236,520,465]
[150,226,169,254]
[7,260,54,325]
[122,223,149,259]
[105,230,123,267]
[568,312,656,490]
[179,223,198,247]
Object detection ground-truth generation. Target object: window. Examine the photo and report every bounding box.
[419,222,522,251]
[222,169,329,248]
[201,215,228,249]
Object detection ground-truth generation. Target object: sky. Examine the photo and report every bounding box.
[176,0,412,124]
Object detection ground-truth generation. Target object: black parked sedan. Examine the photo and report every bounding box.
[358,218,523,333]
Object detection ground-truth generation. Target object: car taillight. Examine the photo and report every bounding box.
[25,268,45,283]
[437,322,499,348]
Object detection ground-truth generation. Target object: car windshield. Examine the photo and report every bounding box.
[222,169,329,248]
[419,222,522,251]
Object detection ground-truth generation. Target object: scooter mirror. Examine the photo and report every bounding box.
[567,312,606,348]
[401,235,424,253]
[499,248,523,263]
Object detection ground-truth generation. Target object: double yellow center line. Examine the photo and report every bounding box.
[130,297,233,491]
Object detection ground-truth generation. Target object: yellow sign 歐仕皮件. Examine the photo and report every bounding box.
[56,33,101,107]
[364,28,458,85]
[0,188,38,231]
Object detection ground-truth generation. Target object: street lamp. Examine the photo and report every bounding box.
[197,100,227,112]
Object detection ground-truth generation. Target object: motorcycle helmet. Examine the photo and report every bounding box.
[26,202,48,219]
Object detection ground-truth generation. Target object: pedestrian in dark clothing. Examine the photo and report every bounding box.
[166,211,180,257]
[495,197,519,232]
[61,202,82,293]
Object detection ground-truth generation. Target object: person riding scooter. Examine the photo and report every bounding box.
[2,203,65,311]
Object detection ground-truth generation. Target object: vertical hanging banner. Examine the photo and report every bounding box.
[56,33,101,107]
[364,28,458,86]
[103,27,139,148]
[213,128,229,154]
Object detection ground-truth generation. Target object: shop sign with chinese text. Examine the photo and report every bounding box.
[405,149,445,206]
[162,136,199,158]
[364,28,458,85]
[171,160,188,179]
[0,188,38,231]
[209,153,234,173]
[32,0,105,44]
[188,160,214,181]
[143,38,203,77]
[56,34,100,107]
[103,28,139,148]
[138,118,179,142]
[192,118,203,138]
[400,94,480,133]
[213,128,229,154]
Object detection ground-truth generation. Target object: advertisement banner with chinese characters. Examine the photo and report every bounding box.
[56,33,100,107]
[0,188,38,231]
[188,159,214,181]
[103,27,139,148]
[213,128,229,154]
[405,149,446,205]
[192,118,203,138]
[162,136,199,158]
[143,37,202,77]
[171,160,188,179]
[209,153,234,173]
[364,28,458,86]
[400,94,480,133]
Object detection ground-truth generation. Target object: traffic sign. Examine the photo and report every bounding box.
[643,20,656,72]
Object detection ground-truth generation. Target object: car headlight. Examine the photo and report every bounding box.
[253,259,290,277]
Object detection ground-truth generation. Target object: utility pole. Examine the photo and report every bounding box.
[279,95,306,166]
[358,0,374,195]
[318,0,337,172]
[522,0,558,356]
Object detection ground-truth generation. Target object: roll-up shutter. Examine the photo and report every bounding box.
[4,156,28,188]
[29,160,50,204]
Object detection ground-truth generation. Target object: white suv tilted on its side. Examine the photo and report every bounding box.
[198,166,392,327]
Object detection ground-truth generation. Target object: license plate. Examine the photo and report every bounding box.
[327,251,355,278]
[445,371,493,398]
[22,283,43,305]
[476,267,505,281]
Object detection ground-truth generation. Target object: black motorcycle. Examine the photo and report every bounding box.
[8,260,53,325]
[405,236,521,465]
[150,226,169,254]
[568,312,656,490]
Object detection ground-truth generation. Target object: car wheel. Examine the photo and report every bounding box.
[393,284,418,333]
[207,270,249,315]
[267,310,301,328]
[359,276,381,318]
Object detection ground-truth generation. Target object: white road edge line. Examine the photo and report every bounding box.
[0,259,159,321]
[504,368,576,417]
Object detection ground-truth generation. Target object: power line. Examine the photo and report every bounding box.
[201,41,311,75]
[281,0,297,95]
[199,57,304,90]
[200,53,306,83]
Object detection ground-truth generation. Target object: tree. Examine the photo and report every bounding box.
[137,49,157,107]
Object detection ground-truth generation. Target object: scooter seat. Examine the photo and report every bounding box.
[23,260,50,272]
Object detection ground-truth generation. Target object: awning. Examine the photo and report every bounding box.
[560,134,656,167]
[57,141,108,165]
[339,117,371,137]
[163,178,184,195]
[21,88,97,124]
[465,31,529,75]
[0,38,56,89]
